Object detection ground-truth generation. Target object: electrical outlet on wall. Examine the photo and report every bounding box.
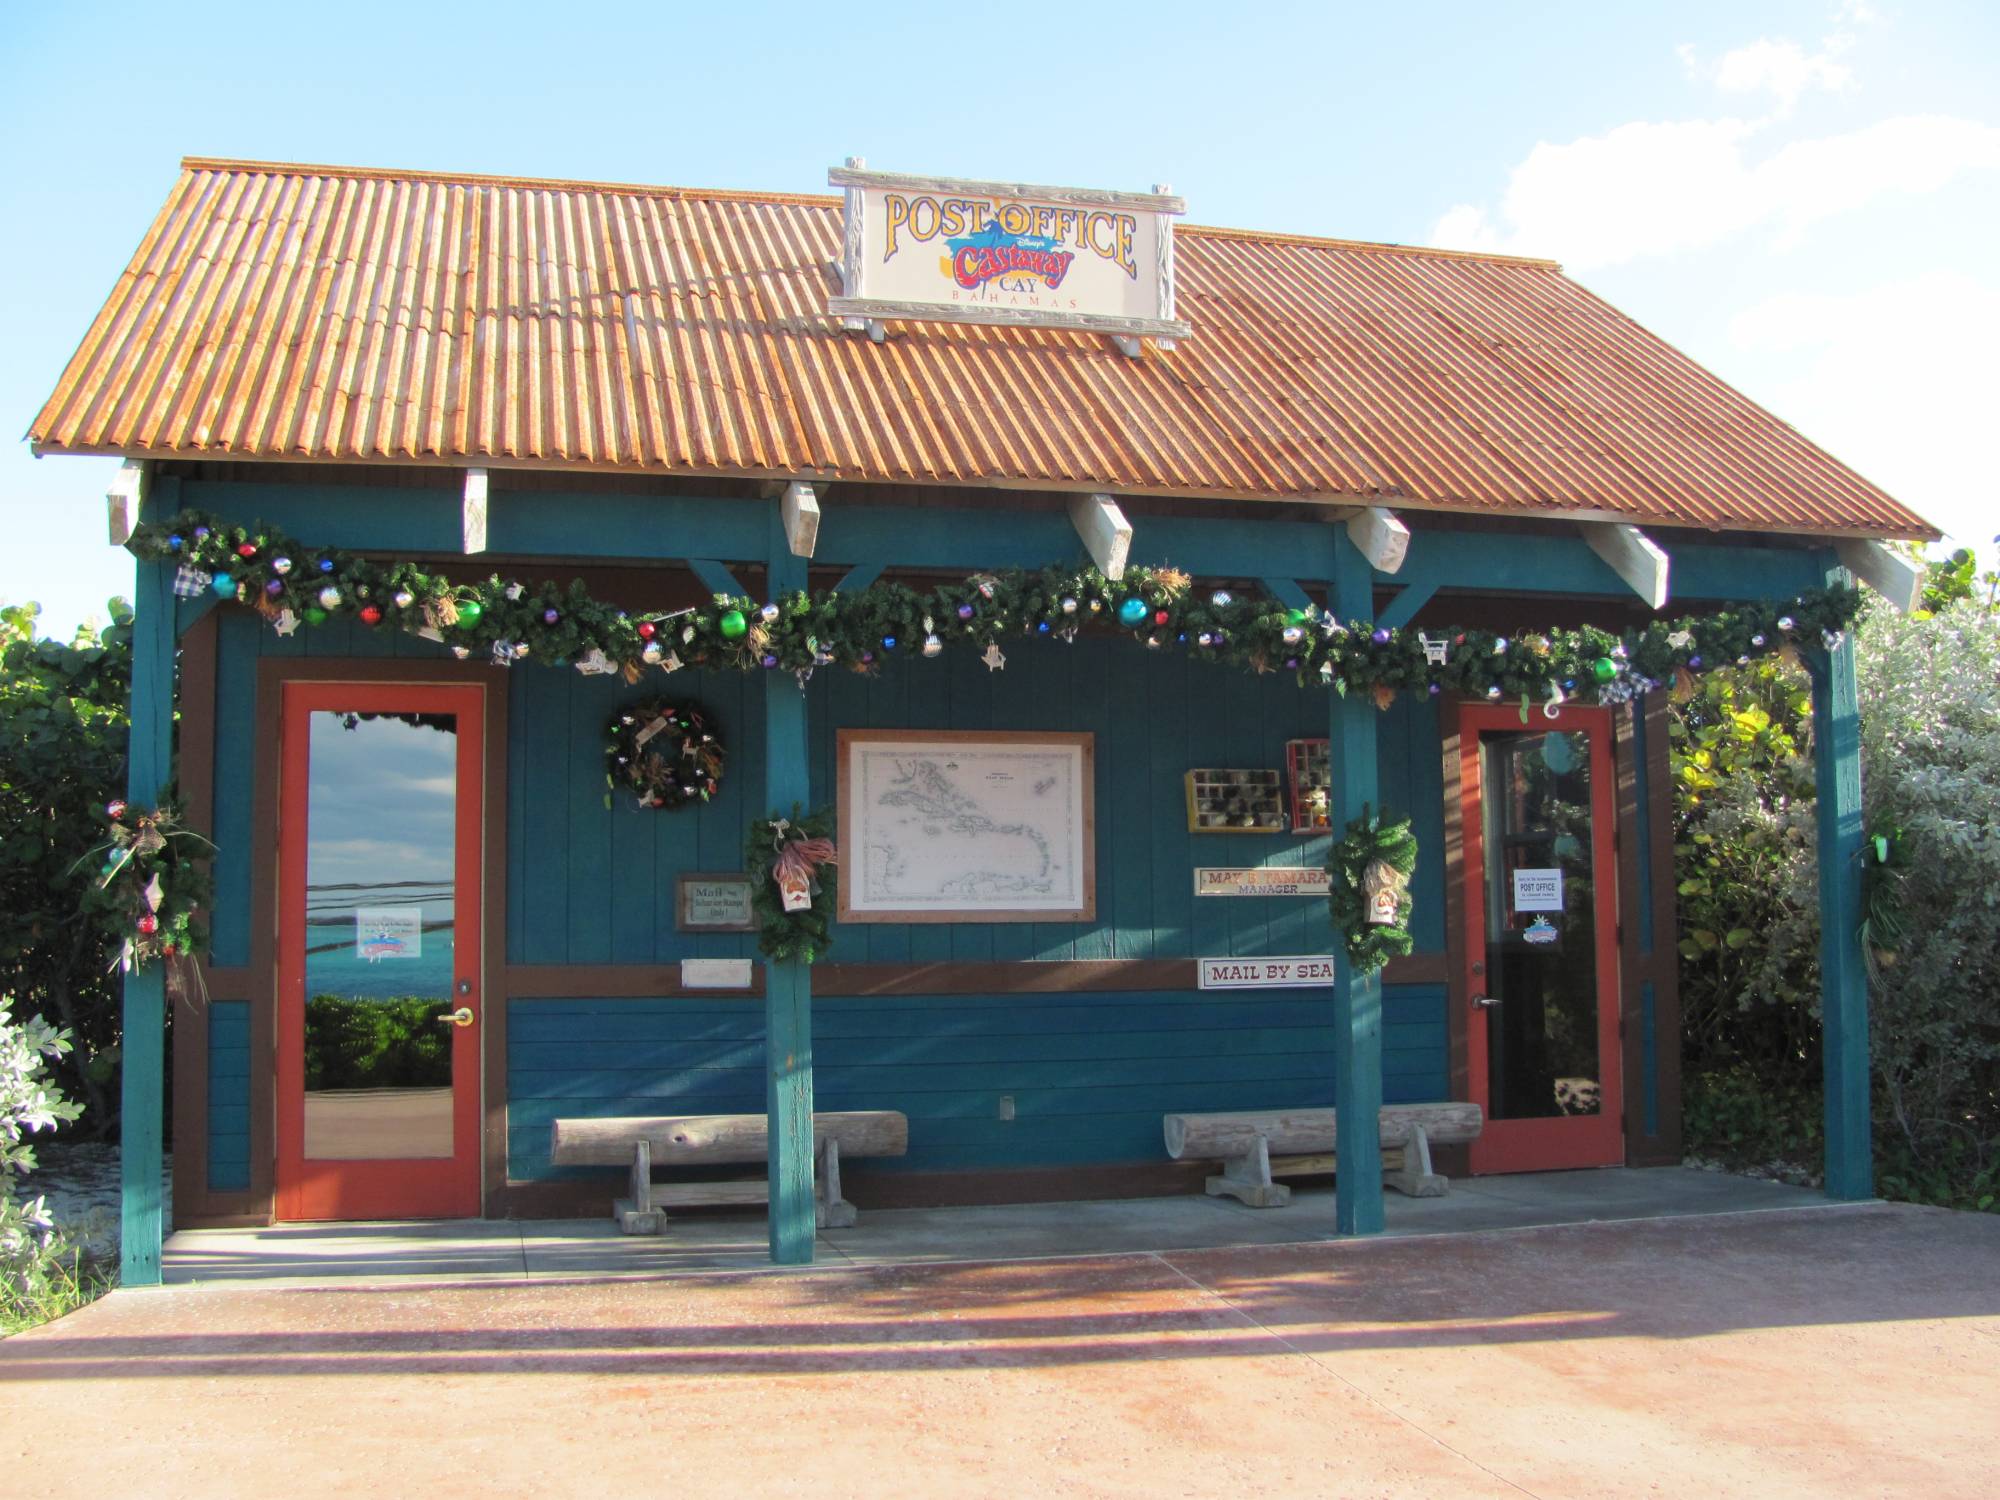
[998,1094,1015,1121]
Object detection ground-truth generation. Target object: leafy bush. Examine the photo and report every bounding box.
[2,1003,95,1332]
[1673,592,2000,1207]
[303,995,452,1091]
[0,602,132,1135]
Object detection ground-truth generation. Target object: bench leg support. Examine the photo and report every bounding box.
[613,1139,665,1235]
[1206,1134,1292,1208]
[815,1136,858,1229]
[1388,1123,1449,1198]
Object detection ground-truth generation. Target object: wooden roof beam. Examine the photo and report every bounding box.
[1583,521,1670,610]
[1069,492,1132,580]
[463,468,489,553]
[1835,538,1923,614]
[1344,506,1409,575]
[107,458,150,545]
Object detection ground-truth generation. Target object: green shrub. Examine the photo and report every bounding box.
[1,1003,107,1333]
[303,995,452,1091]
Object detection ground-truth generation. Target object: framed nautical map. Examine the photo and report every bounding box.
[837,730,1096,923]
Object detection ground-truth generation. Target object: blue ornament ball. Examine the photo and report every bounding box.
[1117,598,1149,628]
[1037,620,1052,634]
[210,572,236,598]
[318,558,335,574]
[882,635,897,651]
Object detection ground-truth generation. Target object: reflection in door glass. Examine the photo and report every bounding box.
[303,711,457,1160]
[1480,731,1601,1121]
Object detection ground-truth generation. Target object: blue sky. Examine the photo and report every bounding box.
[4,0,1994,635]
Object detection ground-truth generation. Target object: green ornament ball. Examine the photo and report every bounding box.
[718,609,748,639]
[304,606,328,625]
[1591,656,1618,684]
[1284,608,1311,628]
[456,599,484,627]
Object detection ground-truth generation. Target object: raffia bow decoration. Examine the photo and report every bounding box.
[747,805,839,963]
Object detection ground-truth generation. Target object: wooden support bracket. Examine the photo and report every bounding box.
[1343,506,1410,575]
[1834,539,1923,615]
[1068,492,1133,580]
[1583,522,1670,610]
[463,468,490,554]
[107,458,149,546]
[780,481,820,559]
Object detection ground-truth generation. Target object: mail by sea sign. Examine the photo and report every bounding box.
[1195,867,1332,898]
[828,166,1190,339]
[1198,956,1338,990]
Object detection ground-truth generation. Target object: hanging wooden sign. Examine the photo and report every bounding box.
[828,165,1191,341]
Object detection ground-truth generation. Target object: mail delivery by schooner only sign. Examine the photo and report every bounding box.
[828,165,1191,341]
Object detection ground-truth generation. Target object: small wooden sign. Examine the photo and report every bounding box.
[1194,867,1332,898]
[1198,956,1338,990]
[680,958,754,990]
[676,873,756,932]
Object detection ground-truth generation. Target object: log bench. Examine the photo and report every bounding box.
[1162,1103,1484,1207]
[549,1111,909,1235]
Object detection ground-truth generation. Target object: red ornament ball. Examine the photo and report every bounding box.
[359,604,383,625]
[106,799,128,820]
[637,621,658,640]
[236,542,257,558]
[1153,609,1170,626]
[136,914,159,936]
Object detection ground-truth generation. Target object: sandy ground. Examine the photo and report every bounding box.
[4,1202,1997,1499]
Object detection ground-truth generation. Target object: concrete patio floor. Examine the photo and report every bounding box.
[160,1166,1831,1284]
[6,1200,1996,1499]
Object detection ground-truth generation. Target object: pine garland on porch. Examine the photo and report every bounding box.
[131,508,1865,710]
[1326,806,1419,974]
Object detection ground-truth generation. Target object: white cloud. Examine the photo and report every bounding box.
[1682,36,1853,114]
[1433,115,2000,269]
[1729,271,2000,549]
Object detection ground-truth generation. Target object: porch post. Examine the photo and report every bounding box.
[1328,532,1385,1235]
[120,553,176,1286]
[1807,585,1872,1200]
[763,511,817,1263]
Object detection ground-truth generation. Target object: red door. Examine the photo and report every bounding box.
[276,682,485,1220]
[1459,702,1623,1173]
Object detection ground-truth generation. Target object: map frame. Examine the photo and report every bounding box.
[836,729,1097,923]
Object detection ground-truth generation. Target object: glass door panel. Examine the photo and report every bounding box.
[277,682,485,1221]
[1460,703,1623,1173]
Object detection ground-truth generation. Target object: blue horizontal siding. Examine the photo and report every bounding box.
[507,984,1448,1180]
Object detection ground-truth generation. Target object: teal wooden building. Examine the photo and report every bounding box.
[32,159,1934,1279]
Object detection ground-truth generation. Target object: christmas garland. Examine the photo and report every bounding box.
[746,806,839,964]
[605,698,725,810]
[131,509,1865,708]
[77,795,214,973]
[1327,806,1418,974]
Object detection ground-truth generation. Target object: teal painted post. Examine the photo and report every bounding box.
[1808,609,1873,1200]
[1328,533,1385,1235]
[764,513,817,1263]
[121,555,176,1286]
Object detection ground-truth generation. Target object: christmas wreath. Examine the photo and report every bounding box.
[1327,805,1418,974]
[605,699,724,810]
[78,795,214,975]
[747,806,839,964]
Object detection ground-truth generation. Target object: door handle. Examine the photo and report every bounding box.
[1470,994,1501,1010]
[438,1006,476,1028]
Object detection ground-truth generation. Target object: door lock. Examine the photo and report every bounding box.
[1470,994,1502,1010]
[438,1006,476,1028]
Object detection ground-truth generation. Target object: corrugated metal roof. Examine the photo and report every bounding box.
[30,157,1934,539]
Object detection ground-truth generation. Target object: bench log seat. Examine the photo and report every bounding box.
[549,1111,909,1234]
[1162,1103,1484,1207]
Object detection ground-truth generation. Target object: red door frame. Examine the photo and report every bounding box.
[275,681,486,1220]
[1458,701,1624,1173]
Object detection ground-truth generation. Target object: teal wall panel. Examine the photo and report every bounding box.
[506,984,1447,1180]
[207,1000,251,1191]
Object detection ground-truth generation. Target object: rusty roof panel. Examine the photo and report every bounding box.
[31,158,1935,539]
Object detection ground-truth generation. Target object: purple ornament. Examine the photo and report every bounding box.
[1688,654,1704,669]
[1284,658,1299,670]
[543,608,561,625]
[193,526,211,540]
[956,603,974,620]
[265,579,284,596]
[1371,627,1391,645]
[761,653,779,668]
[860,650,874,664]
[1427,683,1441,696]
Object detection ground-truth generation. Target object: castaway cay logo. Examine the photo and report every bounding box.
[882,193,1140,294]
